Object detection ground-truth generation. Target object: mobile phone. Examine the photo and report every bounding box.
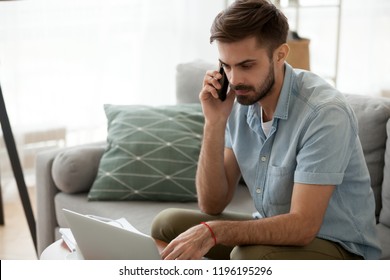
[217,66,229,101]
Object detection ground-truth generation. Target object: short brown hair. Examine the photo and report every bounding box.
[210,0,289,55]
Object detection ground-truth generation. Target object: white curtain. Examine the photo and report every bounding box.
[284,0,390,96]
[0,0,390,149]
[0,0,225,147]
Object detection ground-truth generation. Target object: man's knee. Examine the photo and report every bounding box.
[151,208,183,241]
[151,208,205,242]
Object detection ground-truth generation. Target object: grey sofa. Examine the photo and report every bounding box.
[36,61,390,259]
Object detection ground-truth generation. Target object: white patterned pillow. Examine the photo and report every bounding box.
[88,104,203,202]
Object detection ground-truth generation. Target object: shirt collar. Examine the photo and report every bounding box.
[273,62,294,120]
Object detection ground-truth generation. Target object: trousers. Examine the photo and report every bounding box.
[151,208,363,260]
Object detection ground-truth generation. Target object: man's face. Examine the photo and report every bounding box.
[217,37,275,105]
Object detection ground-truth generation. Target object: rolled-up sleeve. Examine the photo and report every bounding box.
[294,104,357,185]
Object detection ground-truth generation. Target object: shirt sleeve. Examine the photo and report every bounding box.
[294,104,358,185]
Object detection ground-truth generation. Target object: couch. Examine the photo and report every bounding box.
[36,61,390,259]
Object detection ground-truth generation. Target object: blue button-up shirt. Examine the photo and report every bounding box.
[225,63,381,259]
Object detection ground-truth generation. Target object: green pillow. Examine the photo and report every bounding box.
[88,104,204,202]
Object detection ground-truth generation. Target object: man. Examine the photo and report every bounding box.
[151,0,381,260]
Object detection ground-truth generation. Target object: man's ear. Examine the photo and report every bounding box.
[275,43,289,64]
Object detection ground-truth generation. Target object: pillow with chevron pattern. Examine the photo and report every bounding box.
[88,104,203,202]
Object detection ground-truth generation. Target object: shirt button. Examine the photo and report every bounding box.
[261,156,267,162]
[256,188,261,194]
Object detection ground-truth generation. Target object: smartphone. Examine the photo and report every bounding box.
[217,66,229,101]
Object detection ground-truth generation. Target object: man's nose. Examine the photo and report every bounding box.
[229,68,242,86]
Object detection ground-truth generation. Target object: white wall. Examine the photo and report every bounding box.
[0,0,223,141]
[0,0,389,147]
[282,0,390,96]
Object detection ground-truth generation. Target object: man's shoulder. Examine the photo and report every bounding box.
[291,69,350,112]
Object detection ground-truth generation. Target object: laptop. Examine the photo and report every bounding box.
[62,208,161,260]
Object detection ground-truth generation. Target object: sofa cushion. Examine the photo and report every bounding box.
[379,119,390,227]
[52,146,105,194]
[176,60,216,104]
[88,104,204,202]
[345,94,390,217]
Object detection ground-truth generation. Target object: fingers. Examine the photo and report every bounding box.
[200,70,224,100]
[160,225,212,260]
[204,70,222,87]
[160,241,175,259]
[201,85,219,100]
[161,240,202,260]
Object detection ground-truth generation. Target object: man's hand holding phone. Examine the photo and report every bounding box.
[199,66,235,125]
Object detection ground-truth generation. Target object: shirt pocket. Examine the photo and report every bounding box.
[265,165,295,207]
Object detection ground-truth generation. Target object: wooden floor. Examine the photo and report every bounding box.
[0,176,38,260]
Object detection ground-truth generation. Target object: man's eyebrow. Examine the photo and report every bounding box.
[219,59,257,67]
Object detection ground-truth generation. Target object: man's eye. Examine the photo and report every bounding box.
[241,64,252,69]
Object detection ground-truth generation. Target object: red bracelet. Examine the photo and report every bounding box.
[200,222,217,246]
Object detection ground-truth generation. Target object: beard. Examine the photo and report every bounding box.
[232,62,275,106]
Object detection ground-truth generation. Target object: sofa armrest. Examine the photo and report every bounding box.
[35,142,106,255]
